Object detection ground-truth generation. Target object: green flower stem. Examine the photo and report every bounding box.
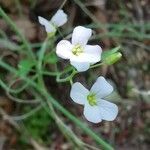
[56,62,104,83]
[37,37,49,72]
[0,59,114,150]
[69,78,73,85]
[56,63,104,83]
[0,7,35,60]
[41,70,59,76]
[90,62,104,69]
[59,65,74,75]
[0,77,33,94]
[56,69,77,83]
[30,69,59,76]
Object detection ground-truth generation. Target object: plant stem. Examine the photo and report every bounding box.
[0,59,114,150]
[90,63,104,69]
[56,69,77,83]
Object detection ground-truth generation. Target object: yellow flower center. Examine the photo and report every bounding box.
[87,93,97,106]
[72,44,83,56]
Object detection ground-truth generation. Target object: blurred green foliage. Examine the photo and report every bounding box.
[20,106,54,144]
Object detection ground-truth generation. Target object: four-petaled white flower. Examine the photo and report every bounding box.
[56,26,102,72]
[70,76,118,123]
[38,9,67,35]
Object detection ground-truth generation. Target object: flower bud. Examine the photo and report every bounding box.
[102,52,122,65]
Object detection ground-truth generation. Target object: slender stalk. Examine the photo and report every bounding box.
[56,69,77,83]
[90,63,104,69]
[59,0,68,9]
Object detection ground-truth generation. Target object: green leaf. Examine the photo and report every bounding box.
[44,52,58,64]
[18,59,35,76]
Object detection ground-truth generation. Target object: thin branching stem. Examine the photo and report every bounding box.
[0,59,114,150]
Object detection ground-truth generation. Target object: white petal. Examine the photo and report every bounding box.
[72,26,92,46]
[56,40,73,59]
[38,16,50,26]
[38,16,56,33]
[98,99,118,121]
[70,82,89,105]
[51,9,67,27]
[84,45,102,62]
[91,76,113,98]
[70,44,102,63]
[83,102,102,123]
[70,61,90,72]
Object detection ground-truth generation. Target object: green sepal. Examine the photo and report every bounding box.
[102,52,122,65]
[101,46,122,65]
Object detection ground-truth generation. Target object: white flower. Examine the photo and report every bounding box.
[70,76,118,123]
[56,26,102,72]
[38,9,67,34]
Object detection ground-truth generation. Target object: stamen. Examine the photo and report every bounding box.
[72,44,83,56]
[87,93,97,106]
